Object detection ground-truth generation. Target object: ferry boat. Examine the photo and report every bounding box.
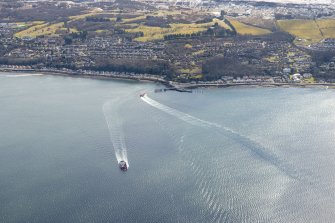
[119,161,128,171]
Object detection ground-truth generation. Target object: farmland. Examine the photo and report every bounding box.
[126,23,213,42]
[230,19,272,35]
[15,22,78,38]
[11,6,279,41]
[277,19,335,43]
[124,17,270,42]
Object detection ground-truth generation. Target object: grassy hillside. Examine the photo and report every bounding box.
[316,19,335,39]
[13,8,274,40]
[277,19,335,43]
[126,19,233,42]
[126,23,208,42]
[15,22,77,38]
[229,19,272,35]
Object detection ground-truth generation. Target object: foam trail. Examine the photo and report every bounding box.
[5,73,44,77]
[141,94,244,135]
[141,94,220,128]
[103,100,129,166]
[141,94,301,180]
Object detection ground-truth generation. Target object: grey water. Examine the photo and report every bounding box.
[1,73,335,223]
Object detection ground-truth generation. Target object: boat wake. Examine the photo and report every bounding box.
[103,99,129,167]
[140,93,314,222]
[141,94,220,128]
[5,73,44,77]
[141,94,300,181]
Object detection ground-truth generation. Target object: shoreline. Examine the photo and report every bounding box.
[0,68,169,84]
[171,82,335,89]
[1,68,335,90]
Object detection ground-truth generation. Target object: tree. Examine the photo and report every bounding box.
[64,36,73,45]
[220,10,226,19]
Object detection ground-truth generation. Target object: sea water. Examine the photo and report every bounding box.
[1,73,335,223]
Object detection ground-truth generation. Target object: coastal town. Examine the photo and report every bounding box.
[1,0,335,87]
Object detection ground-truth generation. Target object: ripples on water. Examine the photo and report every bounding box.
[138,89,335,222]
[140,94,290,222]
[1,74,335,222]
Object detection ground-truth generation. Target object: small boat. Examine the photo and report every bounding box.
[119,160,128,171]
[140,93,146,97]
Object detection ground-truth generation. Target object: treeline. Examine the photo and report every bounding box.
[69,31,88,39]
[236,31,294,42]
[274,14,295,20]
[310,50,335,80]
[202,56,259,81]
[206,22,236,36]
[195,17,213,24]
[0,3,85,22]
[86,17,110,22]
[313,70,335,80]
[310,50,335,66]
[223,19,237,35]
[63,31,88,44]
[164,23,236,41]
[0,57,42,65]
[144,16,171,28]
[164,33,202,40]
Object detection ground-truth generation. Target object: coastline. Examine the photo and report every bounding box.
[171,82,335,89]
[0,68,169,84]
[1,68,335,90]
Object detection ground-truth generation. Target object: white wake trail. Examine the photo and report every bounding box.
[141,94,240,135]
[141,94,221,128]
[141,94,301,180]
[103,100,129,166]
[6,73,44,77]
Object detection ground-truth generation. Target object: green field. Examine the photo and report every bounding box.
[15,22,77,38]
[126,23,211,42]
[125,17,271,42]
[277,19,335,43]
[230,19,272,35]
[126,20,232,42]
[13,9,276,40]
[14,9,212,39]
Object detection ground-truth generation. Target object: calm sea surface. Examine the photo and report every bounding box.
[1,73,335,223]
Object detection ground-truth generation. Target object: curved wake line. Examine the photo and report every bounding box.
[141,94,301,181]
[103,100,129,166]
[141,95,221,128]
